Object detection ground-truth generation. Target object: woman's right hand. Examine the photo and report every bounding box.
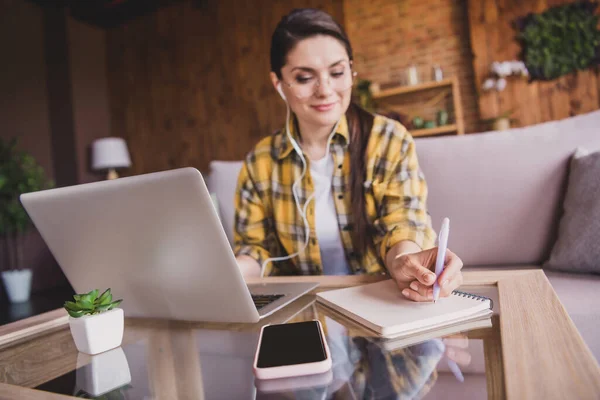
[387,248,464,302]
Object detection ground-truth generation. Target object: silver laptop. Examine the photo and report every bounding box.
[20,167,318,323]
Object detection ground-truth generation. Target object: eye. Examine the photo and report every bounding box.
[295,75,314,84]
[330,69,345,78]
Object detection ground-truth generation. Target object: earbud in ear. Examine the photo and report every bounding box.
[276,82,287,102]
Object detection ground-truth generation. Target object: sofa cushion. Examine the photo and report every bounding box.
[543,148,600,274]
[206,161,243,245]
[416,110,600,266]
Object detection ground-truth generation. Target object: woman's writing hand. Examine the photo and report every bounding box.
[387,247,463,302]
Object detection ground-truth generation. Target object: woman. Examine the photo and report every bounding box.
[233,8,463,302]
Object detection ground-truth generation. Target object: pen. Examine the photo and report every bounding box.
[447,359,465,382]
[433,217,450,303]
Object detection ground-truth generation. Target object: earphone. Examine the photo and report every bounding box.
[259,82,340,277]
[276,82,287,101]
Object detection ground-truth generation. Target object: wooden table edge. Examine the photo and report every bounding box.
[0,268,536,342]
[0,308,69,350]
[0,382,75,400]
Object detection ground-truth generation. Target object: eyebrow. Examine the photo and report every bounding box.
[290,59,347,73]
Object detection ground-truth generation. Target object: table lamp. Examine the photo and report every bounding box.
[91,137,132,180]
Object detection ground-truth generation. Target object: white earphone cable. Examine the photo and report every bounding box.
[260,99,340,277]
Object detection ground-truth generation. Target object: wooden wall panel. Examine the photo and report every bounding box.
[67,16,113,184]
[107,0,344,176]
[468,0,600,129]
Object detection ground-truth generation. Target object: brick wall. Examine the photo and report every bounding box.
[344,0,481,133]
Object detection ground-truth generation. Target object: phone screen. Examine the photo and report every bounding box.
[257,321,327,368]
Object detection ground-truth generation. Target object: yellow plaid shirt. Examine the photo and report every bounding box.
[233,113,436,276]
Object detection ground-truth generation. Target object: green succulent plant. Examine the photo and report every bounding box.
[64,288,122,318]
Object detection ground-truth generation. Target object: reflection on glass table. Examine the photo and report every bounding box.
[34,293,497,400]
[73,347,131,398]
[255,370,333,397]
[252,313,490,400]
[36,342,152,400]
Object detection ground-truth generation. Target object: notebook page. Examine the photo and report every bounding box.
[316,279,492,336]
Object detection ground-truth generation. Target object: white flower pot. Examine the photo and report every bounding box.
[1,269,32,303]
[75,347,131,397]
[69,308,124,355]
[493,117,511,131]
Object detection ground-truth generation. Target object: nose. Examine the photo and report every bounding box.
[314,75,334,97]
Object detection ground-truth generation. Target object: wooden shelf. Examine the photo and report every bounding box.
[411,124,457,137]
[371,78,454,99]
[371,75,465,136]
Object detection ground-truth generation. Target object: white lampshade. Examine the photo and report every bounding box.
[92,137,132,170]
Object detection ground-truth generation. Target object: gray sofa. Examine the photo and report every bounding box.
[206,110,600,362]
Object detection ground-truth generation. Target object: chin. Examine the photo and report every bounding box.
[311,114,341,127]
[306,107,344,127]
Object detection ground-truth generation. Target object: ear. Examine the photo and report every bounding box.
[270,71,286,102]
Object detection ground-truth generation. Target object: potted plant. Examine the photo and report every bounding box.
[0,138,52,303]
[64,288,124,355]
[482,109,518,131]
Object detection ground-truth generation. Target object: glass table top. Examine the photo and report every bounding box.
[2,286,502,400]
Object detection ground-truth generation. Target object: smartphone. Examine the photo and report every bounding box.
[253,320,332,380]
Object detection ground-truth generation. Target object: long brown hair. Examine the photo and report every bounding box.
[270,8,374,256]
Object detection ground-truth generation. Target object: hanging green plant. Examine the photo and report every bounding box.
[515,1,600,81]
[352,78,375,112]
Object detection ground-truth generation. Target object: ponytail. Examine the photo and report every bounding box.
[346,102,374,256]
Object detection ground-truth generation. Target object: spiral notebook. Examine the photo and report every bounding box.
[379,316,493,351]
[316,279,492,339]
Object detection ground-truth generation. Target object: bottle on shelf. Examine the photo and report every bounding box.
[407,65,419,85]
[433,65,444,82]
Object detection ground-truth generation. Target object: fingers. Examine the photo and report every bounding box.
[401,274,463,302]
[401,287,431,302]
[408,251,463,299]
[407,274,462,300]
[409,280,433,298]
[438,249,463,287]
[400,259,436,286]
[439,271,463,297]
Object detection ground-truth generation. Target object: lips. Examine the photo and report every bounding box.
[311,103,336,112]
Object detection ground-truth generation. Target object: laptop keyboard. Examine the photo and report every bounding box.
[252,294,285,310]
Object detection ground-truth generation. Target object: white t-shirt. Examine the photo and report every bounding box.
[310,155,351,275]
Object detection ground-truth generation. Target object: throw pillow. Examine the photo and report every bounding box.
[544,147,600,274]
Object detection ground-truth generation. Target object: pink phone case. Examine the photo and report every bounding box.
[252,320,332,380]
[254,369,333,393]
